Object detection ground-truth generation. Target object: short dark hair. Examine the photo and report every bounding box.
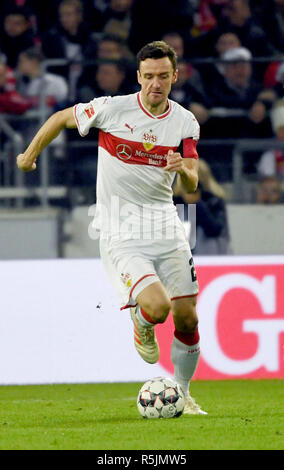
[137,40,177,71]
[4,6,30,20]
[59,0,83,14]
[20,47,44,63]
[97,59,126,74]
[100,33,124,45]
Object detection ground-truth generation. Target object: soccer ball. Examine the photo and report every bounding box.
[137,377,185,419]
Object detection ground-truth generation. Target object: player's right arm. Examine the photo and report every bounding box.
[17,107,76,172]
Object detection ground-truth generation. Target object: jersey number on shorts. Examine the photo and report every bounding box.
[189,257,197,282]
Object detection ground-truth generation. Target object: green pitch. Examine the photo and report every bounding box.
[0,380,283,450]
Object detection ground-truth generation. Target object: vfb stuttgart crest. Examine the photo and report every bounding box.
[121,272,132,288]
[142,129,157,151]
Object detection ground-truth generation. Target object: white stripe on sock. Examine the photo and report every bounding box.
[135,306,154,328]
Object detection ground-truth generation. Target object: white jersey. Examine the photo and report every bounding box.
[73,92,199,255]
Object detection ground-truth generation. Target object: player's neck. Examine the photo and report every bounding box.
[140,92,169,117]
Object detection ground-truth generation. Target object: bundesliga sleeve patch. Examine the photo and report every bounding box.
[84,104,95,119]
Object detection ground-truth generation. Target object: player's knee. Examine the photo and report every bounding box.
[174,309,198,333]
[184,316,199,333]
[143,300,171,324]
[154,303,171,323]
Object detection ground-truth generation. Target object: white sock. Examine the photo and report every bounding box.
[135,306,154,328]
[171,335,200,396]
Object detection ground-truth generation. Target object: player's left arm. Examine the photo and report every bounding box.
[164,150,199,193]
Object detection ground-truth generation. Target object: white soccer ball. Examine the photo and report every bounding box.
[137,377,185,419]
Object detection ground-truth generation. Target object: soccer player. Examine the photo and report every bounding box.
[17,41,207,415]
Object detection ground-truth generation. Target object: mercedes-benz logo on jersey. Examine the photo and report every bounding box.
[116,144,132,161]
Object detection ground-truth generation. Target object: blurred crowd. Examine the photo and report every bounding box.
[0,0,284,194]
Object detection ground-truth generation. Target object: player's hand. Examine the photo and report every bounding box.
[164,150,184,173]
[17,154,37,172]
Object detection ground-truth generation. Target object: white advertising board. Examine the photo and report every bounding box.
[0,256,283,384]
[0,259,166,384]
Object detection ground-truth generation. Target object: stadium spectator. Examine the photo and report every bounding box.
[41,0,93,58]
[97,34,124,60]
[189,0,277,58]
[0,1,38,33]
[174,159,232,255]
[0,52,31,114]
[0,7,36,68]
[96,61,126,95]
[99,0,133,41]
[256,176,284,204]
[17,47,69,172]
[78,0,107,33]
[0,53,16,92]
[190,47,276,138]
[17,48,68,109]
[169,60,207,110]
[252,0,284,54]
[218,0,277,56]
[161,32,207,109]
[0,0,33,14]
[78,34,136,104]
[263,61,284,98]
[0,0,61,36]
[263,62,282,90]
[258,100,284,177]
[77,61,128,103]
[190,0,228,36]
[198,30,242,90]
[30,1,61,35]
[162,32,185,60]
[97,33,134,63]
[41,0,96,101]
[274,63,284,98]
[128,0,194,53]
[215,30,241,56]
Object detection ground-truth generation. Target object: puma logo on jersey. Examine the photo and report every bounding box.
[125,123,136,134]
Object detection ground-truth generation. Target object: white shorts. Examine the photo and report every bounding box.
[100,236,199,310]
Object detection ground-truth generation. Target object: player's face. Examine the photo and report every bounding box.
[137,57,177,111]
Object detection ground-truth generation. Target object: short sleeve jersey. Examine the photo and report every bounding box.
[73,92,199,237]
